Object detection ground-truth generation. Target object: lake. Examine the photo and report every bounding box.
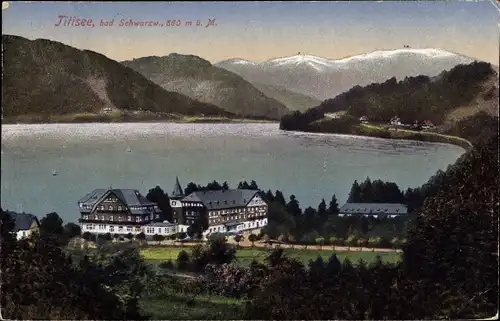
[1,122,465,223]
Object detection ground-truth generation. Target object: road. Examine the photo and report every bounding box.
[361,123,472,149]
[146,239,401,253]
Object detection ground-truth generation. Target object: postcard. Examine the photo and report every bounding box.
[1,1,498,320]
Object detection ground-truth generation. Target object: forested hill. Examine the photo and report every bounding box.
[122,54,290,120]
[2,35,233,121]
[280,61,497,134]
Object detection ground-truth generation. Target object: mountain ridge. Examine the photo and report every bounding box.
[122,54,291,119]
[216,48,481,66]
[2,35,235,122]
[279,61,498,142]
[215,48,480,100]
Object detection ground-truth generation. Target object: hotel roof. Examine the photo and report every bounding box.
[339,203,408,215]
[182,189,261,210]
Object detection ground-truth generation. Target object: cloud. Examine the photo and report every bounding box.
[2,2,9,10]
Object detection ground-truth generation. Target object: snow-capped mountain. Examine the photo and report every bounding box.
[260,54,338,72]
[215,48,477,100]
[221,58,257,66]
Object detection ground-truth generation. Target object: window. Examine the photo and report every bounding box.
[118,226,123,231]
[127,226,132,232]
[109,226,114,232]
[146,227,154,234]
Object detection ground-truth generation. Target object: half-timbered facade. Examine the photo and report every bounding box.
[78,188,162,234]
[181,189,268,236]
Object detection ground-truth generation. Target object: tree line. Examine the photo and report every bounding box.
[280,61,495,131]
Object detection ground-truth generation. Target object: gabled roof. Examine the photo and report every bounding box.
[172,176,184,198]
[182,189,261,210]
[6,212,39,232]
[339,203,407,215]
[78,189,157,214]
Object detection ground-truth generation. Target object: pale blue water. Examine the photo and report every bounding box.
[1,123,465,223]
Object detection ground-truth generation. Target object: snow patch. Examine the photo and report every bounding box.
[222,49,470,71]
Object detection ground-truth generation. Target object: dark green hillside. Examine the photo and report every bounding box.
[2,35,232,120]
[122,54,290,120]
[280,61,496,132]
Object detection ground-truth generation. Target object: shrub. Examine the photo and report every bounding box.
[159,260,174,270]
[176,250,191,271]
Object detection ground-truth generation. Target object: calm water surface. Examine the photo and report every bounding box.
[1,123,465,223]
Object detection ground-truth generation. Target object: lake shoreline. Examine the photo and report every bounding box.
[1,113,279,125]
[2,118,279,125]
[280,125,473,151]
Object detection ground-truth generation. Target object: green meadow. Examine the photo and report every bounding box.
[141,246,401,267]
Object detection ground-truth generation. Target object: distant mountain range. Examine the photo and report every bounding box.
[121,54,290,119]
[215,49,477,100]
[2,35,234,122]
[3,35,493,123]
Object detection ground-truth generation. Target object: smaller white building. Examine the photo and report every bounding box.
[144,221,178,236]
[203,218,268,236]
[143,221,190,237]
[7,212,40,240]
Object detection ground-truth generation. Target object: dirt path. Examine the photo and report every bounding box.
[147,239,401,253]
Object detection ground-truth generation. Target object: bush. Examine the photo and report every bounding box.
[248,234,258,247]
[158,260,174,270]
[200,263,268,298]
[176,250,191,271]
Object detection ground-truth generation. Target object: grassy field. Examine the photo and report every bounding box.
[141,288,244,320]
[141,246,401,268]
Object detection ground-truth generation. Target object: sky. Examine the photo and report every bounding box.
[2,1,499,64]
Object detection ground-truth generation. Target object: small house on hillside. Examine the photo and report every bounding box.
[390,116,402,126]
[7,212,40,240]
[359,116,369,124]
